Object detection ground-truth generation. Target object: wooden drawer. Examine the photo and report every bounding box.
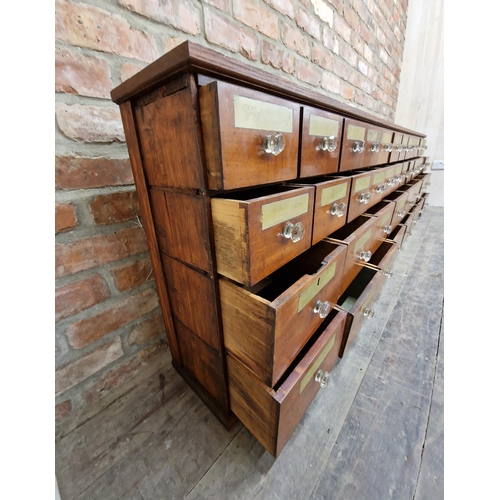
[384,190,410,225]
[386,223,406,249]
[365,126,383,167]
[378,129,395,165]
[395,180,422,213]
[199,80,300,190]
[212,184,314,286]
[337,170,374,223]
[337,265,385,356]
[220,240,347,387]
[327,214,381,295]
[363,200,396,242]
[389,132,403,163]
[405,136,420,160]
[227,307,347,457]
[370,166,391,204]
[290,176,351,244]
[392,163,405,188]
[339,118,369,171]
[415,172,431,192]
[300,106,343,177]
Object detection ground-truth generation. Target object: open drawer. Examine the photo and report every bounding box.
[337,248,392,357]
[220,240,346,387]
[212,184,315,286]
[227,307,347,457]
[363,200,396,242]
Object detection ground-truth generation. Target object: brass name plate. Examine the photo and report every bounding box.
[233,95,293,133]
[394,133,402,144]
[309,115,339,137]
[397,198,406,211]
[380,211,391,227]
[261,193,309,230]
[386,167,395,179]
[297,261,337,313]
[347,124,365,141]
[354,228,373,254]
[382,131,392,143]
[300,333,337,394]
[320,182,348,206]
[374,171,386,185]
[367,129,381,142]
[394,165,402,175]
[354,176,370,193]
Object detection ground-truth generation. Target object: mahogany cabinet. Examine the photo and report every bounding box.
[111,41,430,457]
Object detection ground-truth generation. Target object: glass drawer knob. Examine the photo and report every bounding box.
[358,250,372,262]
[315,369,330,388]
[375,184,387,194]
[369,142,381,153]
[352,140,365,153]
[317,135,337,152]
[384,143,394,152]
[363,308,375,318]
[313,300,331,319]
[358,192,371,204]
[282,221,305,243]
[397,211,405,218]
[329,202,346,217]
[383,225,392,234]
[383,270,393,278]
[263,132,285,156]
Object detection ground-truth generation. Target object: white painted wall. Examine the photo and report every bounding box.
[395,0,444,206]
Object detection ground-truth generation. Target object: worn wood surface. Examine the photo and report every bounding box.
[56,208,443,500]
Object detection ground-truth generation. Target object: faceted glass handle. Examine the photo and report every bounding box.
[375,184,387,194]
[382,225,392,234]
[282,221,305,243]
[369,142,381,153]
[396,145,404,153]
[315,369,330,388]
[397,211,405,218]
[384,143,394,152]
[317,135,337,152]
[329,202,346,217]
[313,300,331,319]
[358,250,372,262]
[363,308,375,318]
[263,132,286,156]
[352,140,365,153]
[358,192,371,204]
[383,270,393,278]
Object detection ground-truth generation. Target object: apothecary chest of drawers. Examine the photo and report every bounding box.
[111,41,430,458]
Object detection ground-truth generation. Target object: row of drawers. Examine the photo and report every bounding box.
[150,79,425,191]
[211,159,430,287]
[224,182,429,457]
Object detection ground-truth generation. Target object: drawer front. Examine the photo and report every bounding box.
[226,308,347,457]
[365,126,383,167]
[220,241,347,387]
[405,136,420,159]
[300,107,343,177]
[378,129,394,165]
[387,223,406,249]
[367,241,399,278]
[339,119,368,171]
[389,133,403,163]
[338,267,385,356]
[312,177,351,244]
[370,167,391,204]
[386,190,410,225]
[370,201,396,241]
[199,80,300,190]
[416,172,431,192]
[346,171,374,222]
[212,185,315,286]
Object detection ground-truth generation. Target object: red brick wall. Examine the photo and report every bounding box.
[55,0,409,437]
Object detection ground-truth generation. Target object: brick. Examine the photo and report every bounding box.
[321,72,341,94]
[233,0,279,39]
[55,0,158,63]
[359,22,372,44]
[323,27,339,54]
[55,400,72,420]
[332,56,349,80]
[118,0,201,35]
[55,48,112,99]
[344,4,360,31]
[162,36,186,54]
[297,61,322,86]
[339,43,357,68]
[55,337,123,395]
[55,274,110,322]
[112,258,153,292]
[263,0,294,18]
[311,0,334,27]
[120,62,146,83]
[352,33,364,56]
[202,0,229,11]
[281,22,310,58]
[364,44,374,64]
[128,311,165,345]
[90,191,140,225]
[55,226,148,279]
[83,340,168,404]
[353,0,370,25]
[340,81,355,100]
[348,71,362,90]
[55,103,125,143]
[66,288,159,349]
[379,47,389,66]
[204,8,259,61]
[55,202,77,234]
[354,89,367,107]
[326,0,342,13]
[297,7,322,39]
[358,59,369,76]
[334,13,352,43]
[55,156,133,190]
[261,40,296,75]
[312,43,333,71]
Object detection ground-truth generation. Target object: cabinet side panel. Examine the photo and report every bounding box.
[118,101,180,364]
[134,87,204,189]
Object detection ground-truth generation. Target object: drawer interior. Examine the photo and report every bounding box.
[214,183,302,201]
[337,267,378,312]
[327,214,371,241]
[248,240,342,302]
[368,241,395,267]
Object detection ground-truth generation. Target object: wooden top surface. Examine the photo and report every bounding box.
[110,41,425,137]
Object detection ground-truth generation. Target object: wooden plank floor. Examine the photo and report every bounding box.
[56,207,444,500]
